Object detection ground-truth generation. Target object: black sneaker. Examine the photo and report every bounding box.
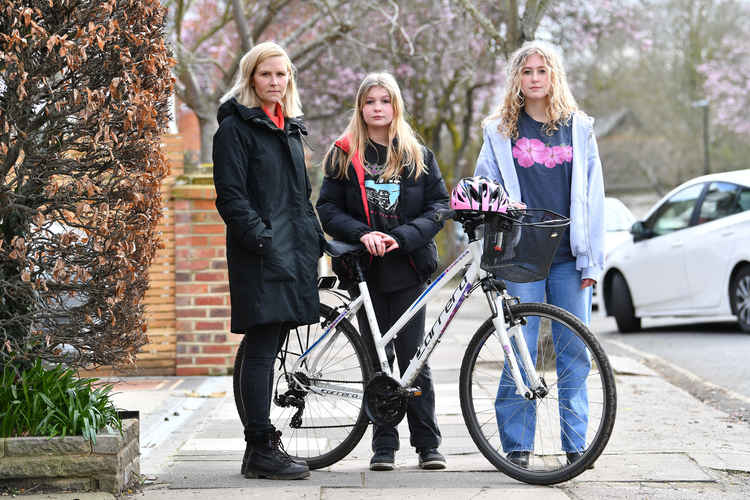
[566,451,594,469]
[370,448,395,471]
[417,448,446,470]
[507,451,530,468]
[243,430,310,480]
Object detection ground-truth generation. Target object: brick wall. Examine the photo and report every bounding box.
[173,180,237,375]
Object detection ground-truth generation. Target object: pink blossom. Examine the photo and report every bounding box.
[512,137,547,167]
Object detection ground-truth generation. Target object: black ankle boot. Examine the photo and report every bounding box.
[243,430,310,480]
[241,431,306,475]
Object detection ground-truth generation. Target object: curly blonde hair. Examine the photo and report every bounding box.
[484,41,578,138]
[325,72,426,180]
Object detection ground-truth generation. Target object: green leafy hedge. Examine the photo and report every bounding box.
[0,361,122,444]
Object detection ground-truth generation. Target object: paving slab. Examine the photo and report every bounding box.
[321,487,568,499]
[129,487,321,499]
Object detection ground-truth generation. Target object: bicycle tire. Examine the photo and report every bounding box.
[233,303,372,469]
[459,302,617,485]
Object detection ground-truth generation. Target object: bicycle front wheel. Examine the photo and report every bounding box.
[460,302,616,485]
[233,303,372,469]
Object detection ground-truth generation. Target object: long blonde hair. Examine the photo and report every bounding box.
[326,72,426,180]
[484,41,578,138]
[221,41,303,117]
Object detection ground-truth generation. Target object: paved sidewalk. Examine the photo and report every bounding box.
[20,291,750,499]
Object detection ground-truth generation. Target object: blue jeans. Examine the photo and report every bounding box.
[495,260,592,453]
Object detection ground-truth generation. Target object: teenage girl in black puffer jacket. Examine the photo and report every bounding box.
[316,72,450,472]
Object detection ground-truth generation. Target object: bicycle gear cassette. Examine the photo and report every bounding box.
[363,373,407,426]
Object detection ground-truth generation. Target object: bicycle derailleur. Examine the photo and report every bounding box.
[363,372,421,427]
[273,372,309,429]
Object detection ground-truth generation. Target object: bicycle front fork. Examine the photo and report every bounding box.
[484,287,547,400]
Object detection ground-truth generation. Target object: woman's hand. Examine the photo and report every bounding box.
[360,231,399,256]
[581,278,596,289]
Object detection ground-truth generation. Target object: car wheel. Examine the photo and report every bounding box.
[730,266,750,333]
[610,272,641,333]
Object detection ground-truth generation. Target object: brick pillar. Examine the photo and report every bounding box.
[173,177,237,375]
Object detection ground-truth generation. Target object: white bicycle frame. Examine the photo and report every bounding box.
[291,238,544,401]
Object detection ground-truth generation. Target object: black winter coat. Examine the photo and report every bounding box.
[316,144,449,290]
[212,98,324,332]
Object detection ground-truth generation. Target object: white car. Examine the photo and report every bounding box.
[600,169,750,333]
[592,197,636,311]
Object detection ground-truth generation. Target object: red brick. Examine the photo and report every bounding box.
[195,321,225,331]
[174,224,191,235]
[184,259,212,271]
[211,260,228,270]
[198,334,212,343]
[210,308,230,318]
[195,296,223,306]
[176,284,209,294]
[175,356,195,365]
[192,200,216,210]
[176,366,209,376]
[190,247,217,259]
[202,345,234,354]
[176,334,195,342]
[175,296,191,306]
[176,320,193,332]
[174,200,190,211]
[214,334,228,343]
[194,272,226,282]
[175,212,191,224]
[175,272,192,282]
[176,236,208,247]
[175,249,190,259]
[176,308,207,318]
[210,284,229,293]
[195,356,227,365]
[193,224,226,235]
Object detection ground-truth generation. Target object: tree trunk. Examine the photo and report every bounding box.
[197,104,219,166]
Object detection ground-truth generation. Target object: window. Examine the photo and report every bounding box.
[696,182,742,225]
[647,183,704,236]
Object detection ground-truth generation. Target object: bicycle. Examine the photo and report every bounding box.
[233,207,617,485]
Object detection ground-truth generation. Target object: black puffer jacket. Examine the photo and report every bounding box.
[212,98,324,332]
[316,141,449,290]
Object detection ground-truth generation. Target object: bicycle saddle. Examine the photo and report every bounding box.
[324,240,366,258]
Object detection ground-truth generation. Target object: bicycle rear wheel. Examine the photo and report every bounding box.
[460,302,616,484]
[233,303,372,469]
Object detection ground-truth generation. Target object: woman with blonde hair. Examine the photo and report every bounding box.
[316,72,450,471]
[213,41,324,480]
[474,40,605,469]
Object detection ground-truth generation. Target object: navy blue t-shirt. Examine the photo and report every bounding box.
[511,110,574,263]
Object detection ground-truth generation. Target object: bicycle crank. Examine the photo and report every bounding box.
[363,373,409,427]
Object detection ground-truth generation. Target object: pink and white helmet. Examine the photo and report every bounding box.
[450,176,510,213]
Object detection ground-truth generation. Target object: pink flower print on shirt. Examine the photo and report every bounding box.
[512,137,547,168]
[560,145,573,163]
[545,145,570,168]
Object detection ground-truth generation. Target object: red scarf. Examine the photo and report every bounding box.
[262,102,284,130]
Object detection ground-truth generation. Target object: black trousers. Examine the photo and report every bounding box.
[353,284,442,452]
[236,323,289,441]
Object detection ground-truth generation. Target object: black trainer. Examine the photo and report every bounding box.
[417,448,446,470]
[507,451,530,468]
[369,448,395,471]
[243,429,310,480]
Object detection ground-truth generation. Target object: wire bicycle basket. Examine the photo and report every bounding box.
[481,209,570,283]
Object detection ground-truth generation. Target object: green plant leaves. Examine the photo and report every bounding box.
[0,360,121,443]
